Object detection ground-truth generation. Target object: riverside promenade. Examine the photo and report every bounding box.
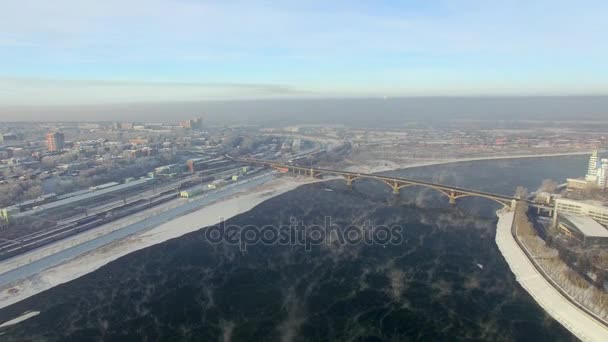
[495,211,608,341]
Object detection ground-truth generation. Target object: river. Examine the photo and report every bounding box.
[0,155,588,341]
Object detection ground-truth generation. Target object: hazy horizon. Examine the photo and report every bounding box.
[1,95,607,125]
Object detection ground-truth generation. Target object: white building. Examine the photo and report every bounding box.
[598,159,608,188]
[586,149,599,182]
[584,150,608,189]
[553,198,608,227]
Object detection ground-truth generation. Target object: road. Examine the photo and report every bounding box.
[496,211,608,341]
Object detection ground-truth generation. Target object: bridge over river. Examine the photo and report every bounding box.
[235,157,554,213]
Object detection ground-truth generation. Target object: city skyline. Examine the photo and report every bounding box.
[1,0,608,107]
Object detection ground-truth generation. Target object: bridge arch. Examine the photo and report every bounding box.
[243,159,520,210]
[391,182,454,198]
[452,193,512,208]
[312,171,358,180]
[341,176,512,208]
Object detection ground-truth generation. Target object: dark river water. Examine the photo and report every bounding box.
[0,155,589,341]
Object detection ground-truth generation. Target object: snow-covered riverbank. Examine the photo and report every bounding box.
[495,211,608,341]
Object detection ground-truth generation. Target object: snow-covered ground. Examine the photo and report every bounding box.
[0,175,323,310]
[495,211,608,341]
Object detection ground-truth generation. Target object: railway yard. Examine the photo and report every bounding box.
[0,137,329,271]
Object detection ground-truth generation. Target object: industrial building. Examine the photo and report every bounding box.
[154,164,183,177]
[186,157,233,173]
[556,213,608,248]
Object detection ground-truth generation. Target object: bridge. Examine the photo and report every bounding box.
[235,157,554,212]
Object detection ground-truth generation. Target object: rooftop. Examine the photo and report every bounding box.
[561,213,608,238]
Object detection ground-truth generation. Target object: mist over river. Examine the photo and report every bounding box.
[0,155,589,341]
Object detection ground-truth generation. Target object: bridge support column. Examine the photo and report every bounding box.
[345,176,354,188]
[392,182,400,195]
[511,200,518,211]
[310,169,315,177]
[448,191,457,205]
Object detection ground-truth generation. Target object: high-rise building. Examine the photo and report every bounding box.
[586,150,599,181]
[192,116,203,130]
[180,116,203,130]
[598,159,608,188]
[46,132,65,152]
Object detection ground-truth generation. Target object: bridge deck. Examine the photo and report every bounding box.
[235,157,552,210]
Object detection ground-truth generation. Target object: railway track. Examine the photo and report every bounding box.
[0,166,248,262]
[0,193,178,261]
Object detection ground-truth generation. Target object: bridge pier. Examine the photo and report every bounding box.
[345,176,354,187]
[392,182,400,195]
[448,191,457,205]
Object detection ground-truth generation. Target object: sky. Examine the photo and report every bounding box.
[1,0,608,107]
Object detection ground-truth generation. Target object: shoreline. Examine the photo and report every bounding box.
[495,211,608,341]
[0,150,595,321]
[0,176,325,310]
[343,150,592,173]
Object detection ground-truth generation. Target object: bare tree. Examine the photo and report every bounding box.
[514,186,528,199]
[539,178,558,193]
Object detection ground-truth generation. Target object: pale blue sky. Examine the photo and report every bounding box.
[1,0,607,105]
